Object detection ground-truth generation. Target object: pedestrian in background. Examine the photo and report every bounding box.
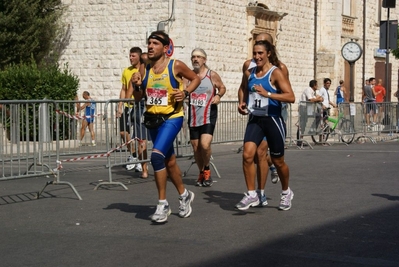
[334,80,346,104]
[374,78,386,125]
[77,91,96,146]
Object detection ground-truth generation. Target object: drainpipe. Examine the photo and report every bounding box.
[314,0,318,79]
[362,0,366,95]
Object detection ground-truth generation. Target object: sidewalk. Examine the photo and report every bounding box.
[1,141,398,267]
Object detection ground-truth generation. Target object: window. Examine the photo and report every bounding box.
[342,0,353,17]
[246,5,287,59]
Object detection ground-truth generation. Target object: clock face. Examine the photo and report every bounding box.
[341,42,362,62]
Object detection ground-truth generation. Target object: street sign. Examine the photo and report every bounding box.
[166,38,174,57]
[374,48,387,58]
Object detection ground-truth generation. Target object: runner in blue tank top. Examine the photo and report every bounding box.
[77,91,96,146]
[235,40,296,211]
[334,80,346,104]
[238,33,287,206]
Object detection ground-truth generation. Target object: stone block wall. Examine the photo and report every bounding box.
[60,0,399,108]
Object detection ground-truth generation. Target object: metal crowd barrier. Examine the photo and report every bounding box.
[213,101,248,144]
[54,100,107,155]
[297,101,321,147]
[98,99,152,190]
[236,102,295,153]
[356,101,398,142]
[0,99,126,200]
[297,101,362,146]
[296,101,399,147]
[283,103,295,146]
[0,100,82,200]
[100,99,221,189]
[4,98,396,200]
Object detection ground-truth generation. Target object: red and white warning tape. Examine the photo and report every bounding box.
[53,137,142,171]
[56,110,103,120]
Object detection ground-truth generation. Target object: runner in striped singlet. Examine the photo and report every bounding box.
[187,48,226,187]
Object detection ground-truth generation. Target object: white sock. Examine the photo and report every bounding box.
[248,190,257,197]
[282,188,290,195]
[180,189,188,198]
[256,189,265,195]
[159,199,168,205]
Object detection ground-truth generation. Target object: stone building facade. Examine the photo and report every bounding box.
[60,0,399,107]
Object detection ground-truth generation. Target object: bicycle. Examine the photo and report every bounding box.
[311,108,355,144]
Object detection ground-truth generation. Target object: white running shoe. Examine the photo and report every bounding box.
[135,163,143,172]
[270,167,280,184]
[279,189,294,211]
[126,156,136,171]
[151,203,171,223]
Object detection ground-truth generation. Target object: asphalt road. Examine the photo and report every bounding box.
[1,140,398,267]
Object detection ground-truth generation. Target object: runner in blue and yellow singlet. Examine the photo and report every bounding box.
[128,31,200,223]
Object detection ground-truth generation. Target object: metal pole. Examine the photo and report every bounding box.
[313,0,318,79]
[362,0,366,91]
[39,102,51,143]
[350,62,354,102]
[386,8,391,102]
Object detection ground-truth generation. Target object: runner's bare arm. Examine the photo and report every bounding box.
[210,71,226,104]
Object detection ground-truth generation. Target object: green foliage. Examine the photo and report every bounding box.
[391,27,399,59]
[0,60,79,100]
[0,1,76,141]
[0,0,65,69]
[0,61,79,141]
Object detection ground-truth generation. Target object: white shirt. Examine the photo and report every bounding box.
[318,87,330,108]
[301,87,316,102]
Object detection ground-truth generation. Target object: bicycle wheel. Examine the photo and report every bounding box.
[311,126,330,144]
[340,119,355,144]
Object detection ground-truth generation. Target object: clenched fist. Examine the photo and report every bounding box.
[131,72,142,86]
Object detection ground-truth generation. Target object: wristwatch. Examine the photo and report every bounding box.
[267,92,271,97]
[183,90,190,98]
